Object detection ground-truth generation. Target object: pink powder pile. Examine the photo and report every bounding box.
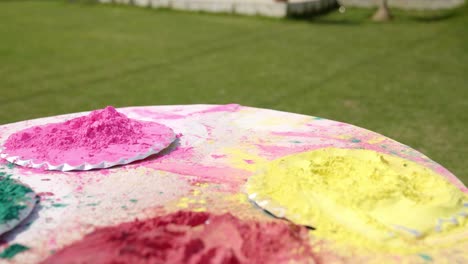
[2,106,175,167]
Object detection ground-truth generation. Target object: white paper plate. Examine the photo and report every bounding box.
[0,178,37,236]
[247,192,296,222]
[0,134,176,172]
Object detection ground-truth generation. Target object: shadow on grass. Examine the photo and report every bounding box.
[404,9,461,23]
[288,4,466,25]
[288,6,369,25]
[305,18,361,25]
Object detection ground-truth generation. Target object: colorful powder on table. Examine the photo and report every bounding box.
[2,106,175,167]
[42,211,317,264]
[247,148,468,253]
[0,176,34,224]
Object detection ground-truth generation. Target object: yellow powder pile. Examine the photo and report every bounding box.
[246,148,468,253]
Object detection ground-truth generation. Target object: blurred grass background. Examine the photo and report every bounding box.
[0,1,466,183]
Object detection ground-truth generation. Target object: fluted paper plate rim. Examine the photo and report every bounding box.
[0,134,176,172]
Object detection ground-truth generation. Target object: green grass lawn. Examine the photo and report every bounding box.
[0,1,467,184]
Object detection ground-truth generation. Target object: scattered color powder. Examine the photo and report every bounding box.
[419,253,433,262]
[0,176,34,224]
[51,203,68,208]
[247,148,468,252]
[42,211,317,264]
[0,244,29,259]
[2,106,175,166]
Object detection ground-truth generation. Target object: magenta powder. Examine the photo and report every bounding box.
[2,106,175,167]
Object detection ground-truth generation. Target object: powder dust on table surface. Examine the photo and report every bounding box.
[41,211,318,264]
[2,106,175,166]
[247,147,468,253]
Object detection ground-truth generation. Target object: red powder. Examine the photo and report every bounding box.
[42,211,317,264]
[2,106,175,166]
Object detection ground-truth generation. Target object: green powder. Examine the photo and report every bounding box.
[419,253,433,262]
[0,244,29,259]
[51,203,68,208]
[0,176,33,224]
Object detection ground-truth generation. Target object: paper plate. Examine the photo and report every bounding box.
[0,177,37,236]
[0,123,177,172]
[246,147,468,253]
[0,142,174,172]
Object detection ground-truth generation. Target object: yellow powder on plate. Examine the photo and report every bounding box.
[246,148,468,253]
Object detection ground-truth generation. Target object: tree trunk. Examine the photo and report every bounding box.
[372,0,392,22]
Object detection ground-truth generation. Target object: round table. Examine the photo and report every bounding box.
[0,104,466,263]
